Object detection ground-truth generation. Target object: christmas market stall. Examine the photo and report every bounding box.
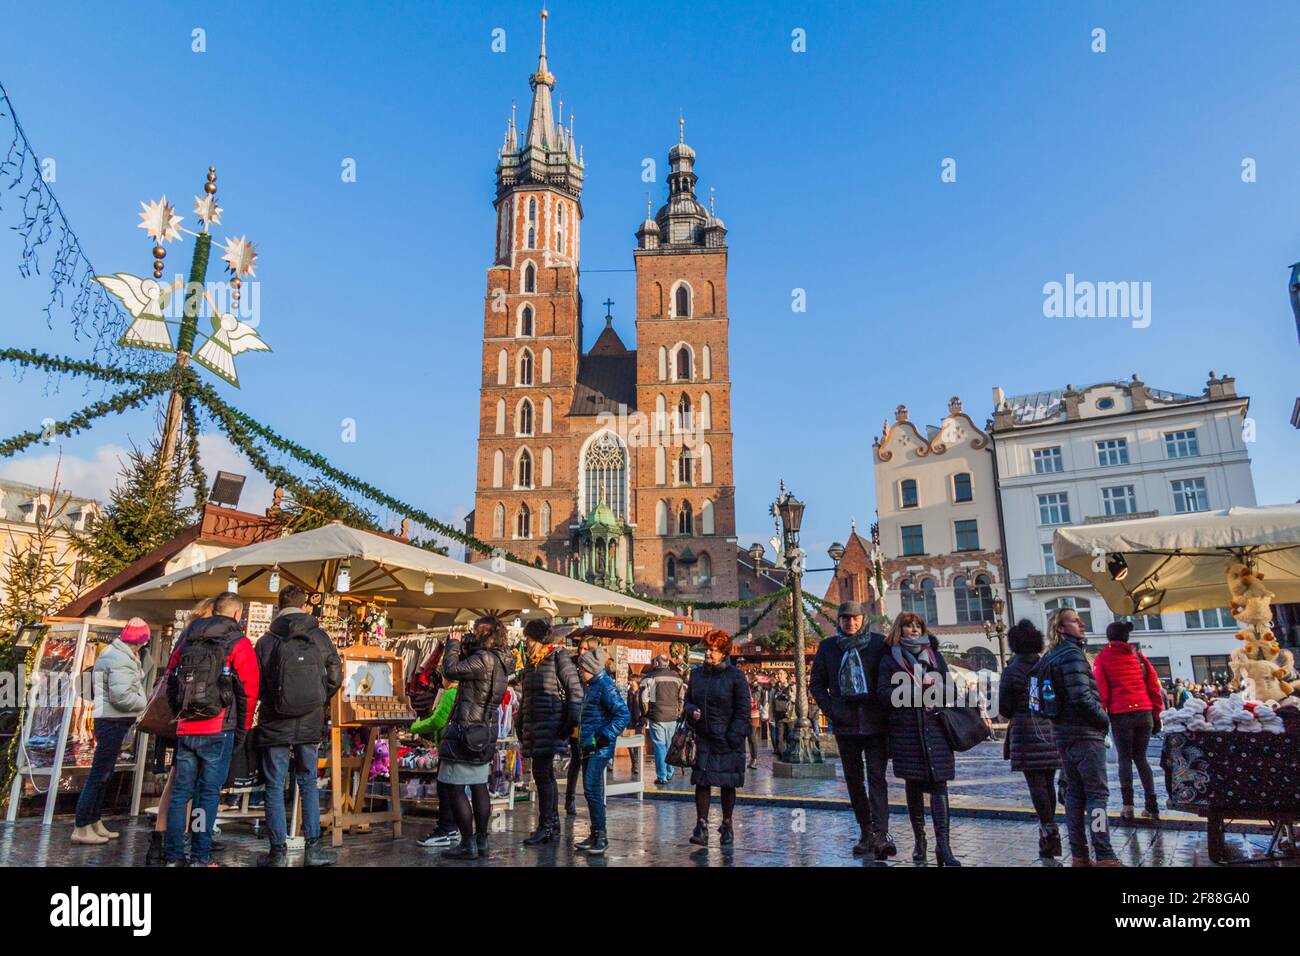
[1055,504,1300,863]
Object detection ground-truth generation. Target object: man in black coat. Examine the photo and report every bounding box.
[810,600,894,859]
[255,585,343,867]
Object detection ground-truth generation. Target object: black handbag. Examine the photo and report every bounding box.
[666,720,697,768]
[936,705,991,752]
[439,656,501,764]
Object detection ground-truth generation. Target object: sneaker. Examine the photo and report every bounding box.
[585,831,609,855]
[1141,806,1160,821]
[417,830,456,848]
[305,838,340,867]
[653,778,669,786]
[574,831,600,852]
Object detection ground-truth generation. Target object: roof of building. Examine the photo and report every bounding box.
[1002,382,1199,426]
[572,326,637,416]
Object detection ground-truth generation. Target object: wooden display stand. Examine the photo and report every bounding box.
[320,643,416,847]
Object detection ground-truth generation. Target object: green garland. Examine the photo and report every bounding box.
[182,396,209,510]
[0,348,162,386]
[734,590,784,640]
[800,601,826,640]
[0,380,167,458]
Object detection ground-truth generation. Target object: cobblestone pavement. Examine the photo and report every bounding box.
[0,798,1291,868]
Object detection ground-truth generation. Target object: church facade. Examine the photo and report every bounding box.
[467,12,740,630]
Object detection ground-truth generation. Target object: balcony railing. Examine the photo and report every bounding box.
[1083,510,1159,525]
[1026,572,1091,589]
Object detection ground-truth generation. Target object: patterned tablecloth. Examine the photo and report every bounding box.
[1161,726,1300,812]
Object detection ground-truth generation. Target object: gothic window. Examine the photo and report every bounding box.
[656,499,669,535]
[542,446,552,486]
[492,450,504,488]
[528,197,536,223]
[519,305,533,337]
[497,350,508,385]
[542,396,552,432]
[658,346,667,381]
[583,431,627,520]
[554,204,564,253]
[676,393,692,431]
[677,502,694,535]
[517,399,533,436]
[666,555,677,584]
[700,393,711,429]
[517,449,533,489]
[678,450,694,485]
[541,348,551,383]
[518,349,534,386]
[702,345,712,379]
[700,443,713,483]
[492,503,505,538]
[540,502,552,535]
[701,498,715,534]
[524,263,536,293]
[697,552,712,585]
[675,284,691,318]
[527,227,536,249]
[675,346,692,380]
[516,503,531,539]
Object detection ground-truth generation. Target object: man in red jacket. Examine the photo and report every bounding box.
[1093,621,1163,821]
[162,591,260,866]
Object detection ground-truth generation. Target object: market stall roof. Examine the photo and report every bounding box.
[105,523,564,627]
[481,560,670,620]
[1054,504,1300,615]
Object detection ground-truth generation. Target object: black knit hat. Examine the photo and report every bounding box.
[1106,621,1135,642]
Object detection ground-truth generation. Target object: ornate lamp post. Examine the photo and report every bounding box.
[982,594,1008,670]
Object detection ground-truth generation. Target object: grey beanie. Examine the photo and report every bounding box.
[578,647,608,677]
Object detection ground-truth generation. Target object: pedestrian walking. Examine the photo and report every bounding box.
[72,618,152,846]
[810,600,894,859]
[253,585,342,867]
[683,629,750,848]
[769,671,792,751]
[1093,621,1163,822]
[518,619,583,847]
[997,619,1062,859]
[877,612,960,866]
[746,678,761,769]
[573,647,630,856]
[641,654,684,785]
[1039,607,1120,867]
[438,616,513,860]
[163,592,260,867]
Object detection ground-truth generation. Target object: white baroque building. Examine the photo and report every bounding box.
[990,373,1255,682]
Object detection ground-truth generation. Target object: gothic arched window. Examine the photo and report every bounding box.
[677,501,693,535]
[518,349,534,386]
[517,399,534,436]
[517,449,533,489]
[675,284,691,318]
[676,393,692,431]
[524,263,536,293]
[676,347,692,380]
[519,305,533,337]
[582,431,628,519]
[516,503,531,539]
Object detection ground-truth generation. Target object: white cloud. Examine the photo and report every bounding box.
[196,433,275,512]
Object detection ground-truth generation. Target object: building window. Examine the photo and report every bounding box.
[1095,438,1129,467]
[676,393,693,431]
[492,503,505,538]
[666,556,677,584]
[901,524,924,556]
[675,284,690,318]
[899,479,918,509]
[528,197,536,223]
[678,451,694,485]
[1045,596,1093,633]
[676,347,692,380]
[519,305,533,337]
[1192,655,1233,686]
[540,502,552,535]
[518,350,533,386]
[1184,607,1235,630]
[1101,484,1137,517]
[1117,613,1163,631]
[953,472,973,502]
[554,204,564,253]
[955,574,994,624]
[1037,492,1071,525]
[517,399,534,436]
[1171,477,1208,514]
[516,504,531,539]
[583,431,627,520]
[73,561,90,590]
[527,227,535,249]
[900,578,938,625]
[954,519,979,551]
[1032,447,1063,474]
[677,502,693,535]
[1165,429,1199,459]
[517,449,533,488]
[1041,543,1061,575]
[524,263,536,293]
[697,552,712,586]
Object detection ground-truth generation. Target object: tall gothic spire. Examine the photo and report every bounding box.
[526,8,557,150]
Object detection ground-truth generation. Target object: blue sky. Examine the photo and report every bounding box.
[1,0,1298,595]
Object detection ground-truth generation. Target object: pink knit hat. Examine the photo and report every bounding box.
[120,617,152,645]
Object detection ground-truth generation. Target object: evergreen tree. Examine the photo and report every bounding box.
[269,478,380,535]
[0,482,78,638]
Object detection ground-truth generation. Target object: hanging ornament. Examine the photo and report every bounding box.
[423,575,434,596]
[227,570,239,594]
[268,566,281,593]
[336,559,351,593]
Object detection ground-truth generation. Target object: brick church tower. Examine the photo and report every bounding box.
[470,11,739,631]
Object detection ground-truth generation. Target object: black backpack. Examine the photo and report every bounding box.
[772,687,792,717]
[168,632,234,721]
[1028,649,1061,720]
[270,631,327,717]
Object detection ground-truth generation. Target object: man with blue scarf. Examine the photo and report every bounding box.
[810,600,893,859]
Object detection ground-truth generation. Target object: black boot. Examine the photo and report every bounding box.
[523,819,554,846]
[852,829,876,857]
[574,830,600,852]
[874,831,897,861]
[565,794,577,816]
[689,819,709,847]
[931,790,960,867]
[1045,823,1062,858]
[585,831,609,855]
[475,832,490,857]
[144,831,165,867]
[719,821,734,847]
[907,788,927,863]
[258,844,290,867]
[443,837,479,860]
[304,838,339,867]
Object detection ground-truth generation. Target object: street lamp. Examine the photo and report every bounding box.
[982,593,1008,670]
[771,484,825,770]
[747,542,765,570]
[827,541,845,566]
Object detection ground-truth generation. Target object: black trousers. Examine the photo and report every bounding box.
[1023,768,1058,827]
[1110,710,1157,809]
[835,733,890,836]
[565,737,582,800]
[533,753,558,821]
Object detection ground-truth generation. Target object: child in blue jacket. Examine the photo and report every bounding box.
[574,647,629,855]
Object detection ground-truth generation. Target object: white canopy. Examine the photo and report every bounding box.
[107,523,666,626]
[478,558,670,619]
[1054,504,1300,615]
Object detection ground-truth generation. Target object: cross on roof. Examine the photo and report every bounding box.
[603,297,614,318]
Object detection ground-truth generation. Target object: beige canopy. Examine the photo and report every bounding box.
[1053,504,1300,615]
[107,523,667,627]
[481,559,669,619]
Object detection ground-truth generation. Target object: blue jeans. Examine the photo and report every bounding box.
[649,720,677,781]
[165,731,235,864]
[583,753,611,831]
[74,717,133,827]
[261,743,321,846]
[1057,737,1115,862]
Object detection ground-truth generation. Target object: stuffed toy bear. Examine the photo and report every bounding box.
[1236,656,1294,703]
[1226,562,1275,627]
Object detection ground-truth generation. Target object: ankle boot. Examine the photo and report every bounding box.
[689,818,709,847]
[718,821,734,846]
[145,831,165,866]
[71,825,107,846]
[565,794,577,816]
[931,791,960,867]
[523,820,554,846]
[304,838,339,867]
[1045,823,1062,858]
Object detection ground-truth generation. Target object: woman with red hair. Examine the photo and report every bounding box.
[682,629,751,847]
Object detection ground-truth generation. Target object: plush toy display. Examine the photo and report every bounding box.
[1226,561,1275,628]
[1225,559,1295,702]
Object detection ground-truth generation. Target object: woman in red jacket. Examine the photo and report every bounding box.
[1093,621,1163,821]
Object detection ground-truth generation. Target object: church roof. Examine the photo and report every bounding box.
[589,320,630,357]
[572,352,637,416]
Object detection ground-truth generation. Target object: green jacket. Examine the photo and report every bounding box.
[412,687,458,742]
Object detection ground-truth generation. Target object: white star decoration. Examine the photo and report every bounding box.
[221,235,257,277]
[137,196,184,244]
[193,194,223,226]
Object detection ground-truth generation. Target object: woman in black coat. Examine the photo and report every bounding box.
[518,619,583,847]
[877,612,959,866]
[998,619,1062,858]
[683,629,751,848]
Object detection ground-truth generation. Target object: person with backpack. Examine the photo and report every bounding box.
[1171,678,1190,709]
[769,672,792,751]
[1035,606,1120,867]
[518,619,583,848]
[573,646,630,856]
[162,591,260,867]
[72,618,152,846]
[1093,620,1163,823]
[877,612,960,866]
[254,585,342,867]
[810,600,893,859]
[641,653,684,786]
[997,619,1062,859]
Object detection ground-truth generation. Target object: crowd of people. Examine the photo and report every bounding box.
[67,589,1173,867]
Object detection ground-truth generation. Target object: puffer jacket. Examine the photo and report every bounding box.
[810,630,889,736]
[641,666,685,722]
[1041,635,1109,742]
[519,645,584,758]
[93,639,148,719]
[877,640,955,783]
[166,615,259,737]
[997,652,1060,771]
[254,609,343,747]
[1093,641,1164,715]
[578,671,630,761]
[439,638,512,764]
[684,660,751,788]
